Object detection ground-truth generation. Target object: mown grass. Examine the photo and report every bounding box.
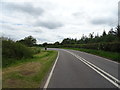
[2,50,58,88]
[63,48,120,62]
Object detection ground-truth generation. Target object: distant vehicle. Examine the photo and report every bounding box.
[45,47,47,50]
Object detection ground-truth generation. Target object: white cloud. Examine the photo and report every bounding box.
[2,2,44,17]
[0,0,119,44]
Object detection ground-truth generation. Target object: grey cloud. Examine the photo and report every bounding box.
[57,35,63,39]
[35,21,63,29]
[72,11,87,18]
[1,23,16,30]
[34,29,43,33]
[91,17,117,26]
[2,2,44,17]
[37,38,48,42]
[73,12,84,17]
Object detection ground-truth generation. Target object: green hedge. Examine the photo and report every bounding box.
[2,40,33,59]
[2,40,35,67]
[48,42,120,52]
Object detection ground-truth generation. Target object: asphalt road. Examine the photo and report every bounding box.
[44,48,119,88]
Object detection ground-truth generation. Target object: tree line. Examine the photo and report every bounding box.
[45,25,120,52]
[55,25,120,45]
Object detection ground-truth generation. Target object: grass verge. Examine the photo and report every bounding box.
[2,50,58,88]
[63,48,120,62]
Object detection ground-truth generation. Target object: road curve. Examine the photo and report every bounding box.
[44,48,119,88]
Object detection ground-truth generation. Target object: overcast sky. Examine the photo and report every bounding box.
[0,0,119,44]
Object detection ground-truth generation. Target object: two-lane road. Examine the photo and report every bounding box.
[44,48,119,88]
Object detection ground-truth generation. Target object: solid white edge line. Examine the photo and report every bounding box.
[43,51,59,89]
[82,60,120,88]
[81,57,120,83]
[63,49,120,88]
[65,50,120,83]
[67,49,119,64]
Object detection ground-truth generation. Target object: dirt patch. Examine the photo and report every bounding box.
[20,70,35,76]
[3,78,39,88]
[6,79,17,85]
[19,62,41,76]
[3,79,24,88]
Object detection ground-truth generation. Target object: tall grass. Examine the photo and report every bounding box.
[30,47,41,54]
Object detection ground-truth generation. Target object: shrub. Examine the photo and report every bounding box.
[48,42,120,52]
[2,40,33,59]
[2,39,35,67]
[30,47,41,54]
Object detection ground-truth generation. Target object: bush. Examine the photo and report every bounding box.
[2,39,35,67]
[30,47,41,54]
[17,36,36,47]
[2,40,33,59]
[48,42,120,52]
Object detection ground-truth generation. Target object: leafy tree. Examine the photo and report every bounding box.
[18,36,36,47]
[61,38,71,44]
[116,25,120,39]
[102,30,107,36]
[95,33,99,38]
[108,28,115,35]
[43,42,48,47]
[54,41,60,45]
[89,32,94,39]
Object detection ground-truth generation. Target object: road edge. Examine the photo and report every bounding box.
[43,51,59,89]
[65,48,119,64]
[63,49,120,88]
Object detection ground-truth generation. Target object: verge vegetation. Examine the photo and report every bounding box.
[2,36,58,88]
[2,36,40,68]
[2,50,58,88]
[63,48,120,62]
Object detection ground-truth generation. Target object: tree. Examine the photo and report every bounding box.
[102,30,107,36]
[108,28,115,35]
[54,41,60,45]
[116,25,120,38]
[43,42,48,47]
[18,36,36,47]
[89,32,94,39]
[61,38,71,44]
[81,34,85,41]
[95,33,99,38]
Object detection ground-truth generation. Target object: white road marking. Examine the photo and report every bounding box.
[67,49,119,64]
[63,49,120,88]
[43,52,59,89]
